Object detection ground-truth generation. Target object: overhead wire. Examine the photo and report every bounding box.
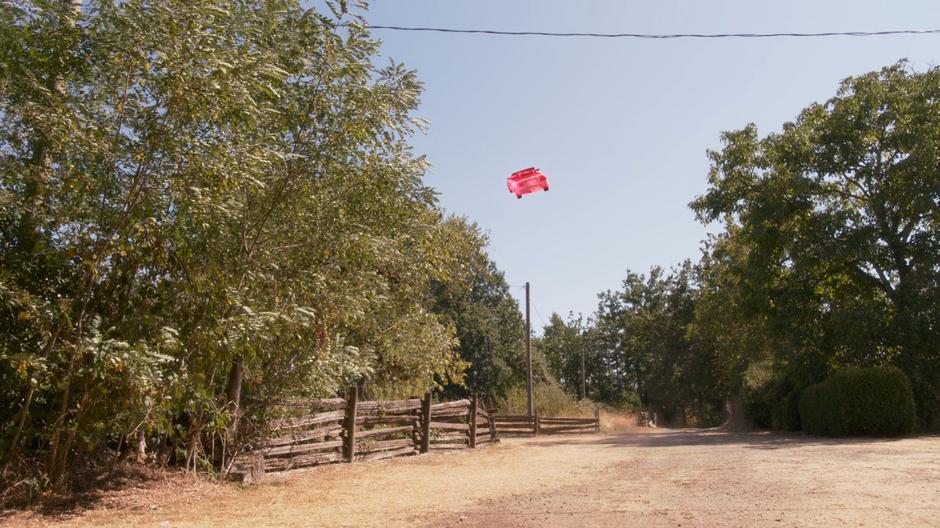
[365,25,940,40]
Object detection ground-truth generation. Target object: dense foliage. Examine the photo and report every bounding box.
[541,62,940,431]
[430,228,528,400]
[799,367,916,436]
[693,61,940,428]
[540,264,724,426]
[0,0,527,494]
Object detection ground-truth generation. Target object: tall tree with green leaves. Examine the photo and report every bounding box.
[691,61,940,426]
[0,0,475,489]
[429,219,527,399]
[540,312,590,399]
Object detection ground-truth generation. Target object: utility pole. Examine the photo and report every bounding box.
[526,282,534,417]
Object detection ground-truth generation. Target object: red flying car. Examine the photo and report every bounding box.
[507,167,550,199]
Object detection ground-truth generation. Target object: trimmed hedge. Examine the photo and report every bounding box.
[799,367,916,436]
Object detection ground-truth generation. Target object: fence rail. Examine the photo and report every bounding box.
[232,394,601,483]
[231,391,497,483]
[493,409,600,436]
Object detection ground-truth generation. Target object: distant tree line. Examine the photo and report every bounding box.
[540,61,940,431]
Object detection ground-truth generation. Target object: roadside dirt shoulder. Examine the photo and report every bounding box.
[6,429,940,527]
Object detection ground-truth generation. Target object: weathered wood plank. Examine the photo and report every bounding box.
[263,451,342,471]
[357,399,422,414]
[538,419,598,426]
[469,396,478,449]
[356,438,414,453]
[429,421,470,431]
[430,409,470,419]
[430,400,470,411]
[538,425,597,432]
[540,422,597,429]
[343,386,358,462]
[355,425,414,439]
[420,392,431,454]
[538,418,597,424]
[265,424,344,447]
[265,397,347,411]
[431,432,469,442]
[262,439,344,457]
[539,425,597,434]
[268,410,346,431]
[431,410,470,418]
[357,415,419,426]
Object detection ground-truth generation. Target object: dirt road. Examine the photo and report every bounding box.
[8,429,940,527]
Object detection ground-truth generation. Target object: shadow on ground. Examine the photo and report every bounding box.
[521,428,925,451]
[0,463,180,521]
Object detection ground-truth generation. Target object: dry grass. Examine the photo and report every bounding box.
[598,410,642,433]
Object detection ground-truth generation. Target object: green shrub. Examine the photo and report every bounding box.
[799,367,916,436]
[744,377,798,430]
[771,391,801,431]
[743,382,775,428]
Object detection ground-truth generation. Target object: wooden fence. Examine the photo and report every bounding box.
[493,409,600,437]
[231,390,497,483]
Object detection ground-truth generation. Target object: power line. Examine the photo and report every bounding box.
[532,302,548,329]
[366,25,940,40]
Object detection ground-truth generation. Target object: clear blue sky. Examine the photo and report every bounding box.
[362,1,938,330]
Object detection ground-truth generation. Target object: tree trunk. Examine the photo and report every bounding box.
[36,0,84,487]
[2,386,34,470]
[720,393,751,431]
[225,358,244,440]
[136,428,147,463]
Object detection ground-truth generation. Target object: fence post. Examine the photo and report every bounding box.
[420,391,431,454]
[594,406,600,433]
[487,402,498,443]
[469,395,478,448]
[343,385,358,462]
[534,413,540,436]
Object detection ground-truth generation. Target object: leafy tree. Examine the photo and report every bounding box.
[687,229,777,420]
[540,312,589,399]
[0,0,478,489]
[547,264,722,424]
[430,219,527,399]
[691,61,940,426]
